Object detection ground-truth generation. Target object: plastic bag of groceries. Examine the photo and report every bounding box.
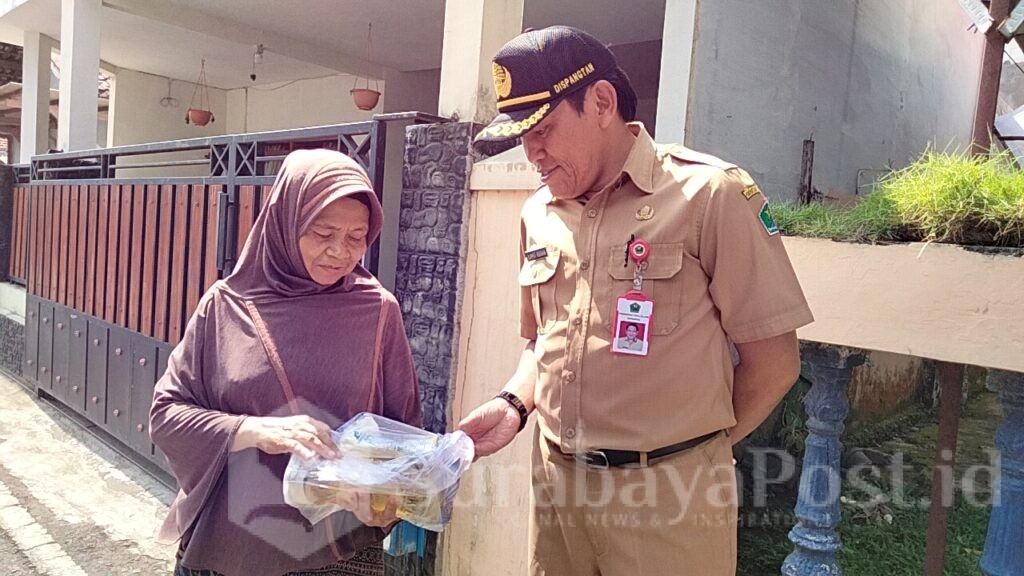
[283,412,475,531]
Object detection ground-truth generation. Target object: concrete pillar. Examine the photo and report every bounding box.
[783,343,865,576]
[20,32,57,163]
[438,0,523,124]
[654,0,698,145]
[57,0,101,152]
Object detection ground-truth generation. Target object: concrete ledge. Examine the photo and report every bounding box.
[470,145,541,191]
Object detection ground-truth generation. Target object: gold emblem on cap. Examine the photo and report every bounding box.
[492,63,513,99]
[636,205,655,221]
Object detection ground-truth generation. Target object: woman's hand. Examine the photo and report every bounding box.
[232,415,340,460]
[335,491,401,528]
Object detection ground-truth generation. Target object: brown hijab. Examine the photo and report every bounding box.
[150,150,422,576]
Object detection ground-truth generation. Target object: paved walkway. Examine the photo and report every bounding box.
[0,372,176,574]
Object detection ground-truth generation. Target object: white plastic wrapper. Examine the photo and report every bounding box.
[283,413,474,531]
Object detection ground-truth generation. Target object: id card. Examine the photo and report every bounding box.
[611,291,653,357]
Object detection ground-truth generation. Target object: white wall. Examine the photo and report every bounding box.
[383,68,440,115]
[611,40,661,133]
[225,74,377,134]
[109,68,227,145]
[688,0,986,202]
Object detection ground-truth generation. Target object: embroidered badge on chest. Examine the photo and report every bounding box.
[635,205,655,221]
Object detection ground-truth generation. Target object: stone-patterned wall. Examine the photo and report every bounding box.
[389,121,480,576]
[0,314,23,377]
[394,121,479,435]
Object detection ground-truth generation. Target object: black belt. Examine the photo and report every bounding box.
[567,430,721,469]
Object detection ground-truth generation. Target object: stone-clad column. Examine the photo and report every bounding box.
[386,122,480,576]
[395,121,479,435]
[981,370,1024,576]
[783,343,864,576]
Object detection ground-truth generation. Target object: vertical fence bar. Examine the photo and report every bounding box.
[44,184,54,297]
[185,184,205,322]
[96,185,111,321]
[104,185,121,323]
[67,185,81,310]
[128,184,146,332]
[153,184,174,343]
[57,185,69,305]
[140,185,159,338]
[117,185,134,327]
[203,185,221,292]
[84,185,98,316]
[75,185,88,312]
[922,363,965,576]
[168,184,189,344]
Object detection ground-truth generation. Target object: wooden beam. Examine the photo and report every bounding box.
[972,0,1013,153]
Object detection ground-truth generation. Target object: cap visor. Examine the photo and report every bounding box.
[472,101,555,151]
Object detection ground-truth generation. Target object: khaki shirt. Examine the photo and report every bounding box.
[518,123,813,454]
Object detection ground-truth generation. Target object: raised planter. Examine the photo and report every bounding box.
[785,236,1024,373]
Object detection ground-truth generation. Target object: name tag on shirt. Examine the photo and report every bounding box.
[524,247,548,261]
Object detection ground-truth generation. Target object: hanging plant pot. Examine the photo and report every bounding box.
[351,88,381,111]
[186,108,215,126]
[350,23,382,112]
[187,58,215,128]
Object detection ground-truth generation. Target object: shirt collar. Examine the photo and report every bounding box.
[619,122,656,195]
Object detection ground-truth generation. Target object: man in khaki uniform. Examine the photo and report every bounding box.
[459,26,813,575]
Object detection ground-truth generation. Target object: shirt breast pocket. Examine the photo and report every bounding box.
[603,243,684,336]
[519,247,561,334]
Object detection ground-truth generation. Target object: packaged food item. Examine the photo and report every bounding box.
[283,413,474,531]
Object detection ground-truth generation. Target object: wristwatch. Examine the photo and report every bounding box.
[496,391,529,432]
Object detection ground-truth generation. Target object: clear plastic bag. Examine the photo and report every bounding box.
[283,413,474,531]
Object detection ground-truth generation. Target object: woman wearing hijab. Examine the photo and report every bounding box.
[150,149,422,576]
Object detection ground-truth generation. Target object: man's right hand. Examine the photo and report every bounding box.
[457,397,523,458]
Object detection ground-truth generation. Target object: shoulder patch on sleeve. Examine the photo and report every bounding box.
[758,198,780,236]
[742,184,762,200]
[662,144,738,171]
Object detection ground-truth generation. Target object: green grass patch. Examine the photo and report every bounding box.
[773,151,1024,247]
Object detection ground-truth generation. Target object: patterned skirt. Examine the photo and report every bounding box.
[173,545,384,576]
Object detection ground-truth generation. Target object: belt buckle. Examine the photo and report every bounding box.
[575,450,610,469]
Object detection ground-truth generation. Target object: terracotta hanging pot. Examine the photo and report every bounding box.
[350,23,382,111]
[351,88,381,111]
[186,58,215,127]
[186,108,215,126]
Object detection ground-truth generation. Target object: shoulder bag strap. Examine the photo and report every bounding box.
[244,300,300,416]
